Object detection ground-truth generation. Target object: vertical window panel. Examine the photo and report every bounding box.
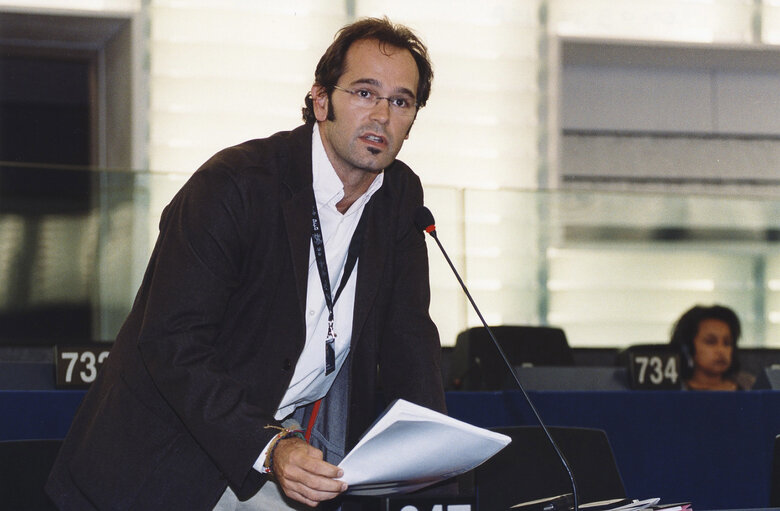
[354,0,543,190]
[550,0,755,43]
[0,0,139,9]
[148,0,348,175]
[761,1,780,43]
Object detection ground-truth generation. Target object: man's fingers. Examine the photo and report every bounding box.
[284,482,343,506]
[271,438,348,505]
[278,468,347,505]
[290,446,343,478]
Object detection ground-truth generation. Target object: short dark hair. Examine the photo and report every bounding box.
[302,16,433,124]
[669,304,742,379]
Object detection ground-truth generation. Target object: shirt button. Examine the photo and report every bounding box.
[309,310,315,316]
[283,359,292,371]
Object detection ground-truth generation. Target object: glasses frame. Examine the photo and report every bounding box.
[332,85,418,116]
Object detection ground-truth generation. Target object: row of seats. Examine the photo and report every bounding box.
[442,325,780,391]
[445,326,574,390]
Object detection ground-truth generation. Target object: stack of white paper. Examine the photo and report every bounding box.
[338,399,511,496]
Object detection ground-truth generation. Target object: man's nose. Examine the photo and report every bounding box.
[369,98,391,122]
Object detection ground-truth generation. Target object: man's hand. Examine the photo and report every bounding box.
[271,437,348,507]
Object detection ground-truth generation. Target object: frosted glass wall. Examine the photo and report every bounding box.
[455,188,780,348]
[8,0,780,347]
[0,0,139,10]
[550,0,756,42]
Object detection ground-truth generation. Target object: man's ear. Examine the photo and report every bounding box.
[311,84,329,122]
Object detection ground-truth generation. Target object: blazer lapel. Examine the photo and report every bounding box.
[350,190,389,347]
[281,125,315,319]
[283,191,313,319]
[280,123,390,345]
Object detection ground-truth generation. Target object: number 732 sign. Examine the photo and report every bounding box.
[55,345,111,388]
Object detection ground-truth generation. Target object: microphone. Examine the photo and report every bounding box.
[414,206,579,511]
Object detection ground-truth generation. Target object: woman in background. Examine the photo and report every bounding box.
[670,304,754,390]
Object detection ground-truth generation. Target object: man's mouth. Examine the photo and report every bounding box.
[361,133,386,147]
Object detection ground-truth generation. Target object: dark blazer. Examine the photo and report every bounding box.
[46,124,446,510]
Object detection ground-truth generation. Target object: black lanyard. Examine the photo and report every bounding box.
[311,202,366,375]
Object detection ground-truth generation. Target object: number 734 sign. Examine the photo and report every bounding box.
[626,346,682,390]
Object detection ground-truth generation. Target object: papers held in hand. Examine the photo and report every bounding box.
[337,399,511,496]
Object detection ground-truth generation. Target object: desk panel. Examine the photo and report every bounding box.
[0,390,84,441]
[2,389,777,509]
[446,390,778,510]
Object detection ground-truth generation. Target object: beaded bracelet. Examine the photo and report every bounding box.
[263,425,306,474]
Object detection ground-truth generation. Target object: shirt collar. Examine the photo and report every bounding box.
[312,123,384,212]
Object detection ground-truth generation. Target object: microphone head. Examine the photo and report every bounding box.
[414,206,436,235]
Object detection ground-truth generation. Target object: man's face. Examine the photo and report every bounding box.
[312,38,420,176]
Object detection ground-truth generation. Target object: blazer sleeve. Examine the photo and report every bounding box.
[133,162,282,493]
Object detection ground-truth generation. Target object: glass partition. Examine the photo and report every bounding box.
[0,162,186,345]
[427,187,780,348]
[3,161,780,351]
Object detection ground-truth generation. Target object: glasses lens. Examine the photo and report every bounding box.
[337,87,416,117]
[392,100,417,117]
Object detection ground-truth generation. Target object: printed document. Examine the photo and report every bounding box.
[338,399,511,496]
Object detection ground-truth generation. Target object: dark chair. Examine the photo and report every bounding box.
[447,325,574,390]
[754,368,780,390]
[474,426,626,511]
[0,439,62,510]
[737,348,780,380]
[771,434,780,506]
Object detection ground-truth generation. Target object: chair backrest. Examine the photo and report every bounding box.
[754,368,780,390]
[0,439,62,510]
[771,434,780,506]
[448,325,574,390]
[474,426,626,511]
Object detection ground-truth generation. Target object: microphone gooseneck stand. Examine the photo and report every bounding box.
[414,206,579,511]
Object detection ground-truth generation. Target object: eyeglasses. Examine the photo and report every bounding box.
[332,85,418,117]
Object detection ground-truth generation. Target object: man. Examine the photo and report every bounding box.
[46,16,446,511]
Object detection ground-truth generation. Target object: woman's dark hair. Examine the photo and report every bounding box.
[669,304,742,380]
[302,16,433,124]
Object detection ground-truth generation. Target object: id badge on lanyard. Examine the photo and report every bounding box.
[311,203,366,375]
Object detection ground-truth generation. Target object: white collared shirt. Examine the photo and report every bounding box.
[254,124,383,472]
[275,123,384,419]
